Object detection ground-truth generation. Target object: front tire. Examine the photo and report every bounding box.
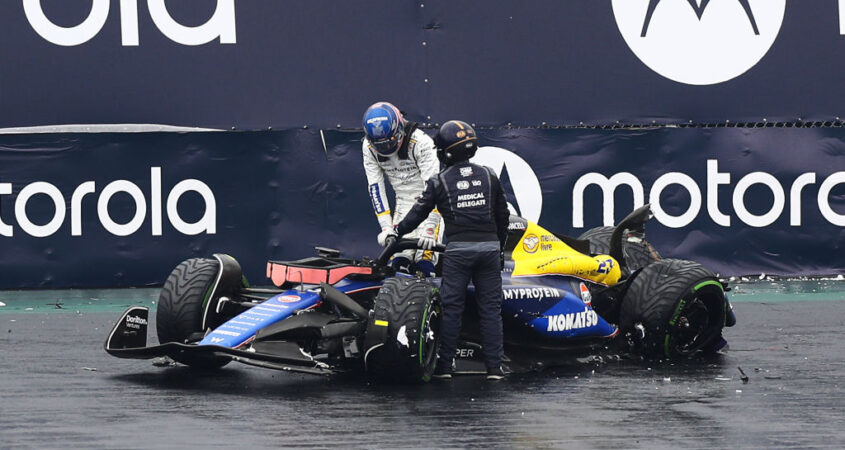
[620,259,727,359]
[365,277,440,383]
[157,258,230,369]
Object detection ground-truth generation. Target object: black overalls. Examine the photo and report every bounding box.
[396,161,510,370]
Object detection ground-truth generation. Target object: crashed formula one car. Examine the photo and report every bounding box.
[105,204,736,382]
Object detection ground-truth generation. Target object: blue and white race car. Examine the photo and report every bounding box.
[105,205,736,381]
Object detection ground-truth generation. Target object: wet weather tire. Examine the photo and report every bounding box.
[157,258,229,369]
[620,259,726,359]
[365,277,440,383]
[578,226,660,273]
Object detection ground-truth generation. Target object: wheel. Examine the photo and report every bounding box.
[364,277,440,383]
[157,258,230,369]
[620,259,727,359]
[577,226,660,273]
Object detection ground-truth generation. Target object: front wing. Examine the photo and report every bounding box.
[104,306,333,375]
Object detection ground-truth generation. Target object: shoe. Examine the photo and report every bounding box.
[486,366,506,380]
[432,364,453,380]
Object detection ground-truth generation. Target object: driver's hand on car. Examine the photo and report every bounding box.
[417,224,437,250]
[377,228,398,247]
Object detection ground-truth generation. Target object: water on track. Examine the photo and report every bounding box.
[1,280,843,449]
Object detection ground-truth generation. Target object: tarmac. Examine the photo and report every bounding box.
[1,279,844,449]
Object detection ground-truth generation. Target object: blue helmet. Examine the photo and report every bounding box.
[363,102,406,156]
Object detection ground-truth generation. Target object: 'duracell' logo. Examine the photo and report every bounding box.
[612,0,786,85]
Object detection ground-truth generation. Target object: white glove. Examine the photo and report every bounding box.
[377,228,398,247]
[417,222,437,250]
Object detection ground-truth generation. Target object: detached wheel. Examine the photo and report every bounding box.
[620,259,727,359]
[157,258,230,369]
[365,277,440,383]
[578,226,660,273]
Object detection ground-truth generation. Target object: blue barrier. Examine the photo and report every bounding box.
[0,128,842,288]
[0,1,842,129]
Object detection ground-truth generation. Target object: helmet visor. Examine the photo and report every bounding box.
[369,128,404,156]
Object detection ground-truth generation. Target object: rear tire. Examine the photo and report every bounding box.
[365,277,440,383]
[578,226,660,273]
[157,258,230,369]
[620,259,726,359]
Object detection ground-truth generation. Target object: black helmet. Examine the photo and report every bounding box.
[434,120,477,165]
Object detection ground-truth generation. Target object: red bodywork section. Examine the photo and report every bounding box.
[266,261,373,287]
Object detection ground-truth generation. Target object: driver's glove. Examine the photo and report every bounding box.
[377,228,398,247]
[417,224,437,251]
[417,213,439,251]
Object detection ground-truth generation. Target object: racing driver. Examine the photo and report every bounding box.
[362,101,441,275]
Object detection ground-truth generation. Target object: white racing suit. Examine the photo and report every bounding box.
[363,127,442,272]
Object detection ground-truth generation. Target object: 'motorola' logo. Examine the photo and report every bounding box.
[471,146,543,223]
[612,0,785,85]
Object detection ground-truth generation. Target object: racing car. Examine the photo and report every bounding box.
[105,204,736,382]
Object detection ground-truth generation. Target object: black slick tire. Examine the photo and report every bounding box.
[620,259,726,359]
[365,277,440,383]
[157,258,229,369]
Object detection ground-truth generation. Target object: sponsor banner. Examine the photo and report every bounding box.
[0,1,842,129]
[0,127,843,288]
[477,127,845,277]
[0,130,370,288]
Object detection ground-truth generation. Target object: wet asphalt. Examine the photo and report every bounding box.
[1,280,844,449]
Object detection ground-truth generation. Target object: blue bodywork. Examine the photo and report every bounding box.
[200,272,617,349]
[199,278,380,348]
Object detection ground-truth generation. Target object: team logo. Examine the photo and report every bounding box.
[471,147,542,222]
[278,295,301,303]
[522,234,540,253]
[456,180,470,190]
[612,0,785,85]
[460,167,473,177]
[365,117,389,138]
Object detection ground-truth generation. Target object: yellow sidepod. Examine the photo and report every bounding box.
[510,221,621,285]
